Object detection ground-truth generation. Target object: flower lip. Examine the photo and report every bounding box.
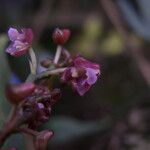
[6,27,33,57]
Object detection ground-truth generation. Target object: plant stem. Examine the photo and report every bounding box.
[29,48,37,75]
[0,106,18,148]
[19,128,38,136]
[53,45,62,64]
[35,67,66,81]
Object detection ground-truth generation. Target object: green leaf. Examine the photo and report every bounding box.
[2,134,25,150]
[0,34,26,150]
[43,116,110,144]
[0,34,11,126]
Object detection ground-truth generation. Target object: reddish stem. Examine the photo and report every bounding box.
[0,109,18,148]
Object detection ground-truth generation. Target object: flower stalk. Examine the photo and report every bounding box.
[53,45,62,64]
[29,48,37,75]
[0,106,19,148]
[35,67,67,81]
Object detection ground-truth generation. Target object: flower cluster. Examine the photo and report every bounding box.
[0,27,100,149]
[23,86,61,129]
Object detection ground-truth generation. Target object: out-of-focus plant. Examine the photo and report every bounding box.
[117,0,150,41]
[0,27,100,150]
[0,34,10,127]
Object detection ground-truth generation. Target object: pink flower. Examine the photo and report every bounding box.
[61,56,100,96]
[6,27,33,57]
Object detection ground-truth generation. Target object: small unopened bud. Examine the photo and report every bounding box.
[37,103,49,122]
[5,82,35,104]
[52,28,71,45]
[41,58,52,68]
[34,130,53,150]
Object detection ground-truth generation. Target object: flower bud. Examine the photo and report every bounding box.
[41,58,52,68]
[52,28,71,45]
[5,82,35,104]
[34,130,53,150]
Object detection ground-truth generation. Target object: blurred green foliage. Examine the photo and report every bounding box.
[44,116,110,145]
[0,34,10,127]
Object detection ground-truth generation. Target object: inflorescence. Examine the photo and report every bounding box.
[0,27,100,150]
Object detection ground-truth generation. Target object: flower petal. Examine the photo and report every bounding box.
[22,28,33,44]
[86,68,99,85]
[72,81,90,96]
[6,41,29,57]
[8,28,19,41]
[61,67,73,82]
[74,56,100,70]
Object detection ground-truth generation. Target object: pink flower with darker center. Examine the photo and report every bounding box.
[61,56,100,96]
[6,27,33,57]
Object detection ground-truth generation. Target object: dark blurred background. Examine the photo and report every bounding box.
[0,0,150,150]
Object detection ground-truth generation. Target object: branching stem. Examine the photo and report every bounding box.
[35,67,66,81]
